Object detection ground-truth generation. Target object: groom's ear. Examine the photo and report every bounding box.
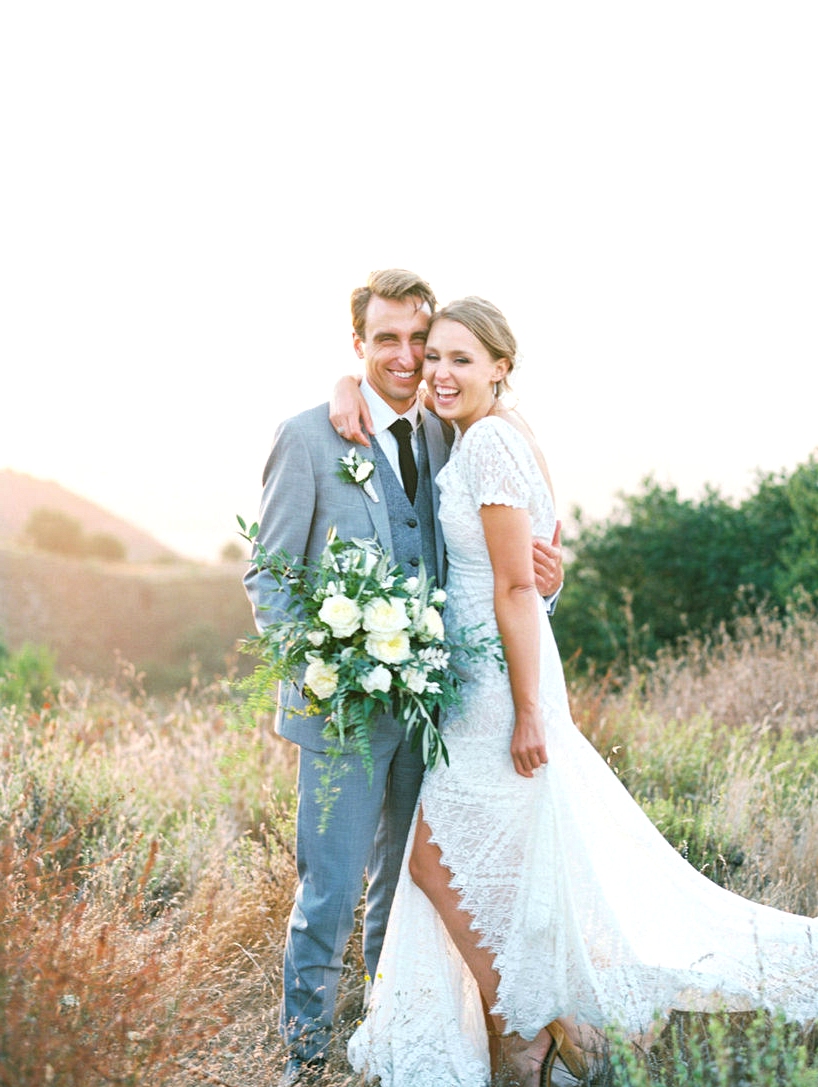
[352,331,365,360]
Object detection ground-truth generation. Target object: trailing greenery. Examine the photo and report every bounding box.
[554,454,818,674]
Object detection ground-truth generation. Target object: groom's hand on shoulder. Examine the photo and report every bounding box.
[533,520,563,599]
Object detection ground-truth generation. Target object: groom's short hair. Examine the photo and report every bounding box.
[350,269,437,339]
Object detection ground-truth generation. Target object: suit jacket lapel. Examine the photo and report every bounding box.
[363,450,393,550]
[419,407,453,586]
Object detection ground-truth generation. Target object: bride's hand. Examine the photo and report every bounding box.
[329,374,373,447]
[510,710,548,778]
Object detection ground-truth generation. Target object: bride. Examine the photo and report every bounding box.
[343,297,817,1086]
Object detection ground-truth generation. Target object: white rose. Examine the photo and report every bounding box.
[361,664,392,694]
[416,606,445,642]
[400,666,428,693]
[365,630,412,665]
[306,630,327,647]
[318,594,362,638]
[355,461,375,482]
[304,659,339,699]
[404,577,419,593]
[363,597,410,635]
[431,588,447,605]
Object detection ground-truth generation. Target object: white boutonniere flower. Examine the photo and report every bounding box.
[337,448,379,503]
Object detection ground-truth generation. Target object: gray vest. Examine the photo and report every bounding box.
[372,424,439,587]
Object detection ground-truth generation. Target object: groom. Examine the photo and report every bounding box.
[244,269,562,1085]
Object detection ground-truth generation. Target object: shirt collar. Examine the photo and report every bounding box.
[361,376,421,435]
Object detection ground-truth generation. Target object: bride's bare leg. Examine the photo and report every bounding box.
[408,809,501,1005]
[409,808,552,1083]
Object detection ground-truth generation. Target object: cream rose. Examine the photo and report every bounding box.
[318,594,362,638]
[304,658,339,699]
[365,630,412,665]
[416,606,445,642]
[361,664,392,694]
[362,597,410,635]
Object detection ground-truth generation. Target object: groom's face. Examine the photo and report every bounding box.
[353,294,431,414]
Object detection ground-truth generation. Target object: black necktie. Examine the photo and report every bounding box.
[388,418,417,504]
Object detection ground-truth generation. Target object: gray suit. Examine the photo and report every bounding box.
[244,400,452,1062]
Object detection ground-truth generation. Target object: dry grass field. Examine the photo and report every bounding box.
[1,607,817,1085]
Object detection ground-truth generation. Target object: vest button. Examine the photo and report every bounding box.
[406,518,418,528]
[409,557,420,567]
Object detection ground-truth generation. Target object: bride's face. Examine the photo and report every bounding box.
[423,319,508,431]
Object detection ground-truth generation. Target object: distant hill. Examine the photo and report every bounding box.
[0,544,254,690]
[0,469,176,563]
[0,471,255,689]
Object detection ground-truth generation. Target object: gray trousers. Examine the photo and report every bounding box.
[280,715,424,1060]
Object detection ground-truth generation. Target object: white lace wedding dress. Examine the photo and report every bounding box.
[348,417,818,1086]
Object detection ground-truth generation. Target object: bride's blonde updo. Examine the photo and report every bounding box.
[429,296,518,395]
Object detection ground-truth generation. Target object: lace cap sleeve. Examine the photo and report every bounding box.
[459,417,534,509]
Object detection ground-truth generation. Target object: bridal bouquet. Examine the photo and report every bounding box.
[237,519,502,784]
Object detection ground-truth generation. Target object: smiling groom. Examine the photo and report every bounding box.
[244,269,451,1085]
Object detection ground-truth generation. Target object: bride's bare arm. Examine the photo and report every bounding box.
[481,502,547,777]
[490,404,563,601]
[329,374,373,446]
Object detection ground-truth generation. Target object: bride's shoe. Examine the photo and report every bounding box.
[538,1035,559,1086]
[545,1021,590,1082]
[499,1029,555,1087]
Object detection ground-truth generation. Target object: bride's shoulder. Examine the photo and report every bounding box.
[462,413,530,458]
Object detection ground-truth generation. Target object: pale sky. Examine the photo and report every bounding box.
[2,2,816,562]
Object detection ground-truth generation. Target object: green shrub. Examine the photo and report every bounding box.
[0,642,57,709]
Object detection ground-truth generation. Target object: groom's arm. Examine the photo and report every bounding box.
[243,417,316,633]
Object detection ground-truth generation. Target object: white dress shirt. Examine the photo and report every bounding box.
[360,377,420,491]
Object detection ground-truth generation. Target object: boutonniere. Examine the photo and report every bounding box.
[337,448,379,503]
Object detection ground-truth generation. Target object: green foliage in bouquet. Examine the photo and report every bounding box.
[237,519,503,784]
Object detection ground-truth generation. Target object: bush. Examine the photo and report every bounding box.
[23,508,86,557]
[22,507,127,562]
[0,642,57,709]
[555,455,818,675]
[85,532,126,561]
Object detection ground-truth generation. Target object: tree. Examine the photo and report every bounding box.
[23,508,85,557]
[220,540,245,563]
[553,457,818,676]
[23,508,127,561]
[85,532,126,561]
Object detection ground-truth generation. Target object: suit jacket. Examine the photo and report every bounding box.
[244,400,453,749]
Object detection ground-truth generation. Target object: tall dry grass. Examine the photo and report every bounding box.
[1,609,816,1085]
[0,660,312,1086]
